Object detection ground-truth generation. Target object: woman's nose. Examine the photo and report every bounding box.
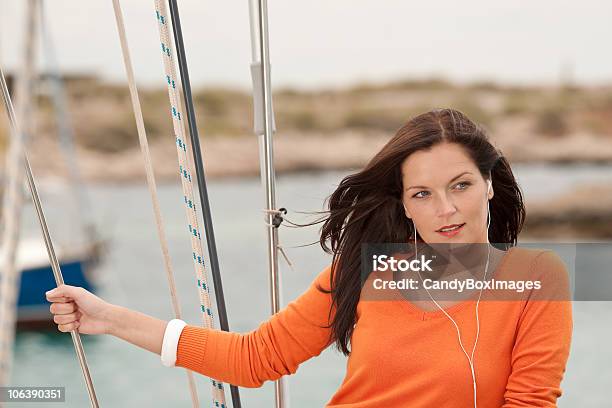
[435,193,457,217]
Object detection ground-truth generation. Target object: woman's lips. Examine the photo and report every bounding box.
[436,223,465,237]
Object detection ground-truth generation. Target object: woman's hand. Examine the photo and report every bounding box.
[46,285,115,335]
[47,285,168,355]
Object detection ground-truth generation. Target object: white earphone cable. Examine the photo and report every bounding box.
[408,179,492,408]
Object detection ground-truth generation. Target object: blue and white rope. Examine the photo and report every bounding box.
[152,1,227,406]
[110,0,199,405]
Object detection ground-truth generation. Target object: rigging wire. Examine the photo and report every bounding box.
[165,1,242,404]
[109,0,199,405]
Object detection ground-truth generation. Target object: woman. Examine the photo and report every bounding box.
[46,108,573,407]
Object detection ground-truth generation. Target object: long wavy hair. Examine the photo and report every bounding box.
[314,108,526,355]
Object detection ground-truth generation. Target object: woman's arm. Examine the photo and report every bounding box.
[172,264,336,387]
[502,250,573,407]
[47,264,336,388]
[108,305,167,355]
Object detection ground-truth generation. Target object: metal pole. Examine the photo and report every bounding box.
[251,0,286,406]
[0,65,99,408]
[165,1,242,407]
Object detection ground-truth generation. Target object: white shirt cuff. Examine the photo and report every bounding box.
[161,319,187,367]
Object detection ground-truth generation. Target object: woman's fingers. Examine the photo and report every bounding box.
[58,321,80,333]
[46,296,73,303]
[53,311,81,325]
[50,302,76,315]
[45,285,113,335]
[45,285,84,303]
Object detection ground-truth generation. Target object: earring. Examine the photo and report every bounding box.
[486,180,492,244]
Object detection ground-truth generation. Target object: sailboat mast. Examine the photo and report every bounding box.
[248,0,288,406]
[38,1,97,243]
[0,19,100,408]
[0,0,38,388]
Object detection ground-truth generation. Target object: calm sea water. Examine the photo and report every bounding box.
[9,165,612,407]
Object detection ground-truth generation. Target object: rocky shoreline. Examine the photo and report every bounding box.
[16,132,611,240]
[20,128,612,184]
[1,78,611,239]
[1,76,611,182]
[525,184,612,239]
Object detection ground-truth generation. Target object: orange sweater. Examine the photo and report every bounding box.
[176,247,573,407]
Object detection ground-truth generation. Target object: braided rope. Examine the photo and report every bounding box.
[152,1,227,406]
[110,0,199,405]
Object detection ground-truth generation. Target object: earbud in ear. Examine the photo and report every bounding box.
[402,202,410,219]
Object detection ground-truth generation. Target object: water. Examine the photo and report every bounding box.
[513,162,612,199]
[9,165,612,407]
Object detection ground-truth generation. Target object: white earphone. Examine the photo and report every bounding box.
[405,178,492,408]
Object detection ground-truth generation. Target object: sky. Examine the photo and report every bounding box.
[0,0,611,90]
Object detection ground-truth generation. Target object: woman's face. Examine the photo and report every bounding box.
[401,142,493,244]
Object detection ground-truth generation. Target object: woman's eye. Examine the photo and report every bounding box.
[412,182,471,199]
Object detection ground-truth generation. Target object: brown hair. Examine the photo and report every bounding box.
[315,108,526,355]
